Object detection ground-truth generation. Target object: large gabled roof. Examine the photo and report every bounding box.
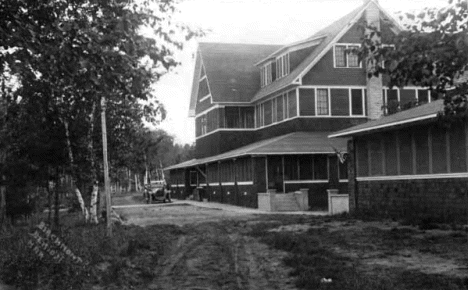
[329,100,444,138]
[251,0,402,103]
[251,5,367,103]
[193,43,280,105]
[165,132,349,170]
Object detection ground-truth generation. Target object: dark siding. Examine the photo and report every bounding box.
[399,131,413,175]
[195,131,256,158]
[302,50,366,86]
[256,117,366,141]
[414,128,430,174]
[383,132,398,175]
[338,19,363,43]
[195,116,202,137]
[196,98,213,115]
[299,88,315,116]
[431,126,447,174]
[195,117,367,159]
[449,123,466,173]
[331,88,349,116]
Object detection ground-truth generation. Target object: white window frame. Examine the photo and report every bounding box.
[349,88,366,117]
[200,115,207,135]
[316,88,331,116]
[260,62,273,87]
[333,43,362,69]
[276,53,290,79]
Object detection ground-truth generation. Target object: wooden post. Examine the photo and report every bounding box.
[101,97,112,237]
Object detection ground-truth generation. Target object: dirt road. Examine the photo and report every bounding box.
[112,197,299,290]
[146,221,297,290]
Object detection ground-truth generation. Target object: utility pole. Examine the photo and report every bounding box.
[101,96,112,237]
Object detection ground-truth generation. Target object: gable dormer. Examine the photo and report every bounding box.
[260,61,275,88]
[276,53,290,79]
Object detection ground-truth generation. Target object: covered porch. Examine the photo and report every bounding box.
[166,132,349,210]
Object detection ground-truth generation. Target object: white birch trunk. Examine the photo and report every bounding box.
[89,183,99,224]
[135,174,139,192]
[75,188,89,221]
[127,169,132,192]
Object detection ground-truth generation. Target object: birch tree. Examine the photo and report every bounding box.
[0,0,203,224]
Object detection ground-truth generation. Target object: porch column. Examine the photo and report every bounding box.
[328,155,340,190]
[253,156,267,193]
[347,140,358,212]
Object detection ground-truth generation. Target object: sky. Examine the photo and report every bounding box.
[152,0,449,145]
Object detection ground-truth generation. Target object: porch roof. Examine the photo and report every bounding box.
[328,100,444,138]
[165,132,349,170]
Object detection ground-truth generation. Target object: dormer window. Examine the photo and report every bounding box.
[276,53,290,79]
[334,44,360,68]
[260,62,273,87]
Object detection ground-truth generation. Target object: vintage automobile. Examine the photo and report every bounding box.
[143,180,171,204]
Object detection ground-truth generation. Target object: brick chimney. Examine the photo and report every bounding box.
[365,0,383,120]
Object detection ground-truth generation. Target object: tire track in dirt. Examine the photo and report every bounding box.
[148,222,297,290]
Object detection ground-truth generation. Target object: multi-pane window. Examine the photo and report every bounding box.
[334,45,347,67]
[334,44,360,68]
[317,89,329,115]
[260,62,273,87]
[225,107,255,128]
[200,115,207,135]
[347,45,359,67]
[255,90,298,128]
[276,53,290,79]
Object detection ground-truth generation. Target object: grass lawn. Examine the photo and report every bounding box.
[249,215,468,290]
[1,209,468,290]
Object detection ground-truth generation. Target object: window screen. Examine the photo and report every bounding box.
[335,45,346,67]
[351,89,364,115]
[317,89,329,115]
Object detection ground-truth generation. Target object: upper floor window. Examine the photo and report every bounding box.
[225,107,255,128]
[317,89,330,115]
[260,62,273,88]
[200,115,207,135]
[276,53,290,79]
[334,44,360,68]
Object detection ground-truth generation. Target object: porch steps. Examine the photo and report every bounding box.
[274,193,301,212]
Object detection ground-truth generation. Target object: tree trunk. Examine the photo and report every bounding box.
[75,187,89,221]
[134,174,139,192]
[63,119,89,222]
[0,185,6,232]
[127,168,132,192]
[47,182,52,223]
[54,175,60,229]
[89,183,99,224]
